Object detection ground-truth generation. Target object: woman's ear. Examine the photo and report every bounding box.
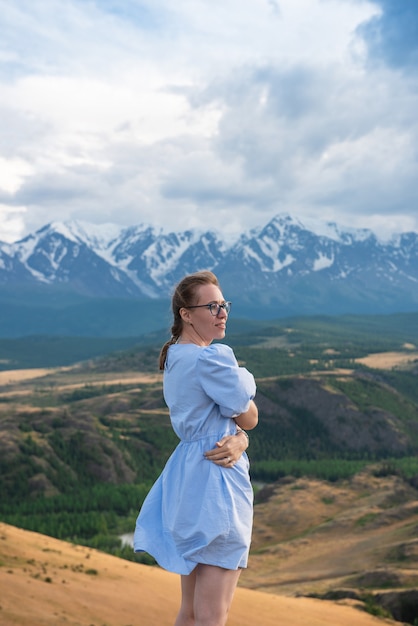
[179,307,191,324]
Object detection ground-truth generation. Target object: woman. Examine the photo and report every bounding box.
[134,270,258,626]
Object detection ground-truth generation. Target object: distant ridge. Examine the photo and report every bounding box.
[1,213,418,329]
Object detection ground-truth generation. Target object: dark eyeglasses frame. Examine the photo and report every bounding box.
[185,301,231,316]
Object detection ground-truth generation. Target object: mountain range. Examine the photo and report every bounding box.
[1,213,418,336]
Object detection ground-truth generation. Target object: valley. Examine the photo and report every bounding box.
[1,315,418,623]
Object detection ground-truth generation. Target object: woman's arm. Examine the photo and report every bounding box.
[233,400,258,431]
[204,402,258,466]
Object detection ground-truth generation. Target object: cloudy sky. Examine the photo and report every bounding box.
[0,0,417,243]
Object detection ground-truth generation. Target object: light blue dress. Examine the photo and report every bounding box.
[133,342,256,575]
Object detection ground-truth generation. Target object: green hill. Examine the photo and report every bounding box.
[0,312,418,557]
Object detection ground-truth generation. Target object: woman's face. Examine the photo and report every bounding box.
[182,282,229,345]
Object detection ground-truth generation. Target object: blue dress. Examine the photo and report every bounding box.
[133,342,256,575]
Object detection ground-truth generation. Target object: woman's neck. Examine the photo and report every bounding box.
[177,326,211,346]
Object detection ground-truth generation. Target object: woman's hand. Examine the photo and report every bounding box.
[204,431,248,468]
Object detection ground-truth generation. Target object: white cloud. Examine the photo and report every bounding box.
[0,204,27,243]
[0,156,33,194]
[1,0,417,242]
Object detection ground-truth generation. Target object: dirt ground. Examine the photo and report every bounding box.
[0,522,393,626]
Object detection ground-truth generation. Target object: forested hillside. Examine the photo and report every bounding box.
[1,312,418,562]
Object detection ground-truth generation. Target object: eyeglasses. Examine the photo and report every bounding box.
[185,301,232,316]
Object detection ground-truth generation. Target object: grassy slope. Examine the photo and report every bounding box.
[244,470,418,597]
[0,521,395,626]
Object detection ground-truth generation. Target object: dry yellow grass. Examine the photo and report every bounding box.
[0,368,162,404]
[242,472,418,600]
[0,522,393,626]
[356,350,418,370]
[0,369,57,385]
[0,367,162,387]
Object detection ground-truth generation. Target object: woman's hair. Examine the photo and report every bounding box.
[158,270,220,370]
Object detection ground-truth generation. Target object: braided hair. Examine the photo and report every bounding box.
[158,270,220,370]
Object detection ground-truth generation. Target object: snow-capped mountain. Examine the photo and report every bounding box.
[1,214,418,319]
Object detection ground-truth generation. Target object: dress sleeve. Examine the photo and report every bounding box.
[197,344,256,418]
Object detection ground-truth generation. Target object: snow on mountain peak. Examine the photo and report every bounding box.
[1,213,418,317]
[45,220,123,249]
[286,215,375,244]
